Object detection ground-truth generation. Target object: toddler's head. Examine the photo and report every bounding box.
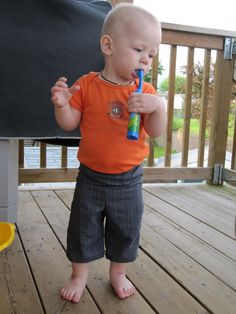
[100,4,161,82]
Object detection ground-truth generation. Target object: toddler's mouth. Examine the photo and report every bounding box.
[132,69,144,79]
[132,69,143,79]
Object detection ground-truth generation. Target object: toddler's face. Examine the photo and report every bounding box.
[111,21,161,83]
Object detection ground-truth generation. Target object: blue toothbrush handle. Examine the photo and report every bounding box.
[127,69,144,140]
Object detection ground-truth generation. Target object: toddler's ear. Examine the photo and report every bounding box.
[100,35,113,56]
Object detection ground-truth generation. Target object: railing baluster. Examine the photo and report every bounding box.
[165,45,177,167]
[61,146,68,168]
[148,54,159,167]
[198,49,211,167]
[181,47,194,167]
[40,142,46,168]
[18,140,24,168]
[151,53,159,90]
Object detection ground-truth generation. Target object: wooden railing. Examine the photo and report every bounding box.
[18,2,236,185]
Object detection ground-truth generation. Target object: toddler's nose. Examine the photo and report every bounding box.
[140,54,149,65]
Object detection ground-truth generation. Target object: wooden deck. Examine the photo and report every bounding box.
[1,183,236,314]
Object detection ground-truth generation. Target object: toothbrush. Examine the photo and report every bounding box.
[127,69,144,140]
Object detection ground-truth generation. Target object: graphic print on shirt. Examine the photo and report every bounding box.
[107,101,125,118]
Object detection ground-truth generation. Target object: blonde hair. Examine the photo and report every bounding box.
[101,3,160,37]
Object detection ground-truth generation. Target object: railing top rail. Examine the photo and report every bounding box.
[162,22,236,38]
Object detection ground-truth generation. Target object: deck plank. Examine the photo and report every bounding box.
[200,184,236,199]
[0,232,44,314]
[55,189,74,208]
[127,251,209,314]
[143,205,236,290]
[172,185,236,215]
[140,223,236,314]
[142,189,236,260]
[17,191,100,314]
[144,185,235,238]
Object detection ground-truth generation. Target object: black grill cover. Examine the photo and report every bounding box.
[0,0,111,145]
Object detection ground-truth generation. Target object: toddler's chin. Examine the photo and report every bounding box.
[131,72,138,80]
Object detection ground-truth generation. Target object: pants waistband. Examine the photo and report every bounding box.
[78,164,143,186]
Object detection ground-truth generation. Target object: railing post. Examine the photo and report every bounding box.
[208,50,234,182]
[232,112,236,170]
[0,140,18,222]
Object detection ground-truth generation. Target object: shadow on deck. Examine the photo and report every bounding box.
[1,183,236,314]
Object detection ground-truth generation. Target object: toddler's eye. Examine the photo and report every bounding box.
[134,48,142,52]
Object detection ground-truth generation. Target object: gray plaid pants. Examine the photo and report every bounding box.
[66,163,144,263]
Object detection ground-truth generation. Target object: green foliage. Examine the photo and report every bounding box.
[172,117,183,131]
[157,62,164,75]
[172,117,236,139]
[228,114,236,137]
[154,145,165,158]
[143,62,164,83]
[159,75,186,93]
[159,78,168,91]
[153,145,177,158]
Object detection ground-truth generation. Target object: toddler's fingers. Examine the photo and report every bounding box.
[128,93,139,105]
[69,85,80,94]
[55,80,68,88]
[51,95,59,105]
[51,86,61,95]
[58,77,67,82]
[129,92,140,100]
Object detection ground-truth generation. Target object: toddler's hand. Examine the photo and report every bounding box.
[128,93,162,114]
[51,77,80,109]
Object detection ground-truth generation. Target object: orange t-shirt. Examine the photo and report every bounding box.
[70,72,157,173]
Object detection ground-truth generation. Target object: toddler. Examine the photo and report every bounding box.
[51,3,166,303]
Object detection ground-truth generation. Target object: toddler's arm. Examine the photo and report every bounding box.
[51,77,82,131]
[128,93,166,137]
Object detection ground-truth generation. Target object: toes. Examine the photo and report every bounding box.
[67,291,75,301]
[72,292,82,303]
[60,288,65,297]
[112,286,136,299]
[118,288,127,299]
[116,287,135,299]
[61,288,69,300]
[122,286,136,298]
[61,288,74,302]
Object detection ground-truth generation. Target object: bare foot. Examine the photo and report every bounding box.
[61,275,87,303]
[110,262,135,299]
[61,262,88,303]
[110,272,136,299]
